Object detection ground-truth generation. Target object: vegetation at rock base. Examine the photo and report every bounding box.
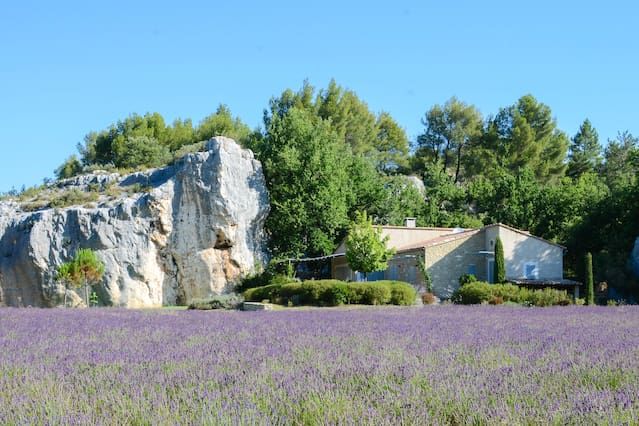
[55,249,105,307]
[2,79,634,298]
[187,295,244,310]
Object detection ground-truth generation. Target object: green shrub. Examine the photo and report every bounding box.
[243,279,414,307]
[351,283,392,305]
[524,287,571,307]
[113,136,172,169]
[489,284,522,302]
[452,281,571,306]
[237,268,297,293]
[459,274,477,286]
[49,189,100,208]
[188,294,244,310]
[453,281,493,304]
[380,281,416,306]
[243,284,282,303]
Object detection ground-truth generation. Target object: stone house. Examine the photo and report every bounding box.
[331,219,581,299]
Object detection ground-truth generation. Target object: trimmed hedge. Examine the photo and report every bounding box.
[452,281,571,306]
[243,279,416,307]
[187,294,244,310]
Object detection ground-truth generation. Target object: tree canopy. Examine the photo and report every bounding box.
[48,80,639,298]
[345,211,395,277]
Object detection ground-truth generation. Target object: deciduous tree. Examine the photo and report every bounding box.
[345,211,395,280]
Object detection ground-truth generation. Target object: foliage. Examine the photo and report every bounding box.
[49,189,100,209]
[187,294,244,310]
[494,237,506,283]
[254,106,351,257]
[567,119,602,178]
[415,97,482,183]
[62,106,250,177]
[473,95,569,182]
[237,268,297,293]
[243,279,414,306]
[55,155,83,179]
[196,105,251,147]
[112,136,171,169]
[242,284,282,303]
[459,274,476,286]
[452,281,571,306]
[387,281,417,305]
[418,257,432,293]
[585,252,594,305]
[43,83,639,297]
[55,249,105,307]
[345,211,395,278]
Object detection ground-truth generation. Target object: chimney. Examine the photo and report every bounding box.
[404,217,416,228]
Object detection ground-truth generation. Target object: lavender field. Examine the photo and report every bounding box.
[1,306,638,425]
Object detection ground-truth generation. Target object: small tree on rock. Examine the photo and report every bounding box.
[585,252,594,305]
[55,262,73,307]
[345,211,395,281]
[56,249,105,307]
[494,237,506,283]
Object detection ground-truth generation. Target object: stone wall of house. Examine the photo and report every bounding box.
[331,256,354,281]
[331,248,425,290]
[494,226,563,280]
[384,248,425,289]
[423,233,486,298]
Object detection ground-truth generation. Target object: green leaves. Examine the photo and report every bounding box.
[345,211,395,276]
[258,106,351,258]
[112,136,171,169]
[494,237,506,284]
[55,249,105,289]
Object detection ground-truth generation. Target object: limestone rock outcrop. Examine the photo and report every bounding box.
[0,137,269,307]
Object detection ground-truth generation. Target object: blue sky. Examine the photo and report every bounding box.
[1,1,637,192]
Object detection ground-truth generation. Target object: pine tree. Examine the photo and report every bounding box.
[55,249,105,307]
[494,237,506,283]
[567,119,602,178]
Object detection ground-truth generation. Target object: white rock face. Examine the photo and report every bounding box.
[0,137,269,307]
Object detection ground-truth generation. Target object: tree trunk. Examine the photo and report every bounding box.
[64,283,68,307]
[84,275,89,308]
[454,143,463,183]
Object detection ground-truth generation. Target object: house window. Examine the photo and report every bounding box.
[467,264,477,276]
[524,262,538,279]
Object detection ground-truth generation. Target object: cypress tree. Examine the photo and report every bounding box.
[494,237,506,283]
[585,252,594,305]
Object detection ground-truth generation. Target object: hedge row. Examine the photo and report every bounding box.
[453,281,571,306]
[243,280,416,306]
